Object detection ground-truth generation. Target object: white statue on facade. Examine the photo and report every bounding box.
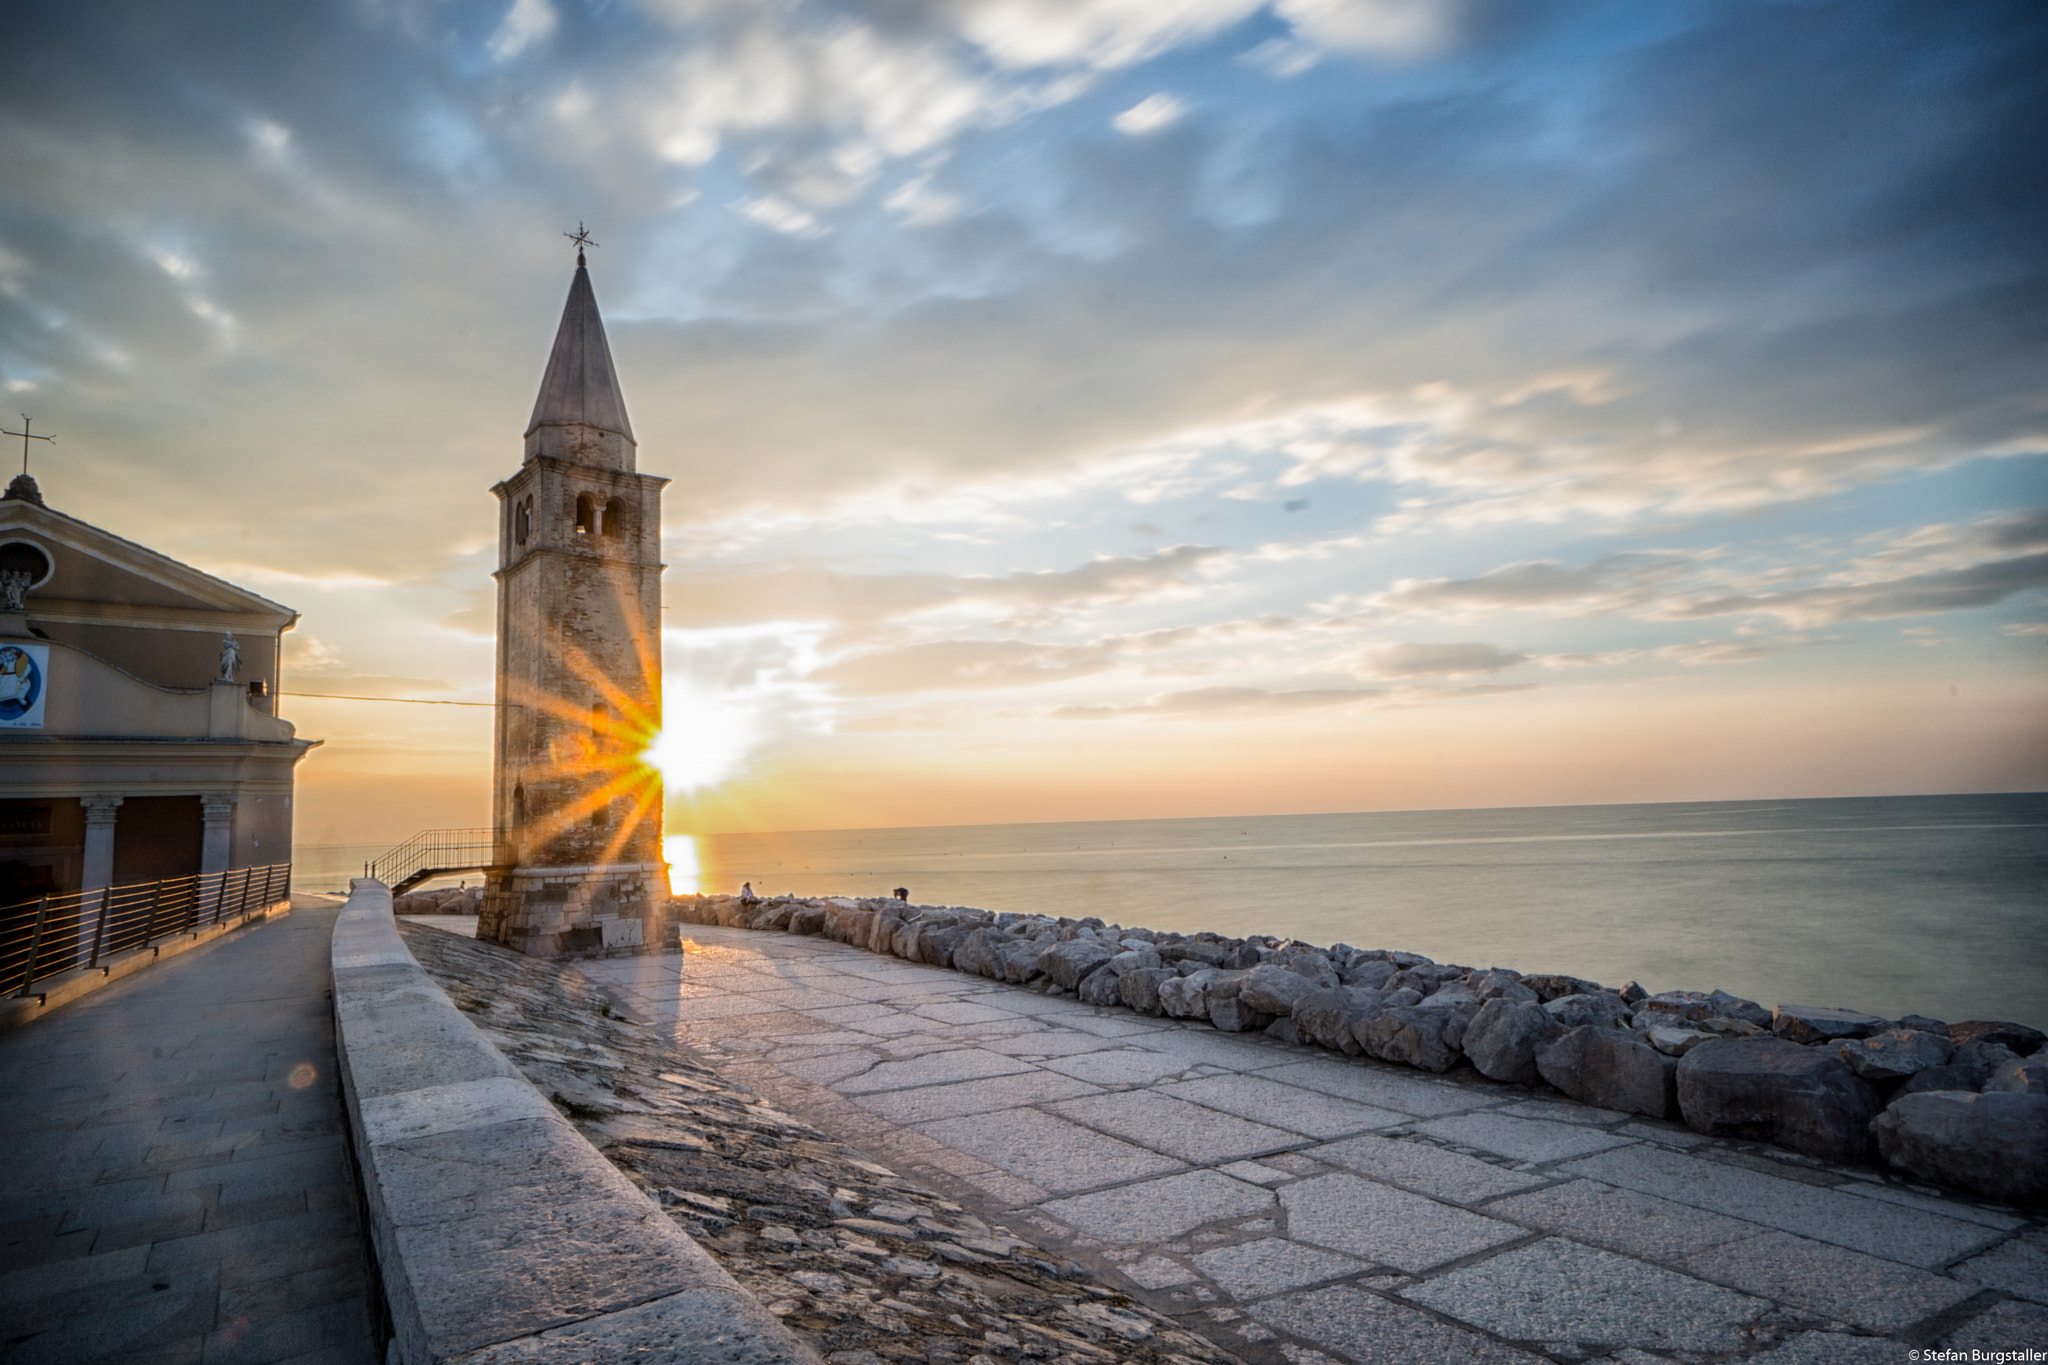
[218,631,241,681]
[0,569,29,613]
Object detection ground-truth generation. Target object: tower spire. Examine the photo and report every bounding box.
[525,239,634,467]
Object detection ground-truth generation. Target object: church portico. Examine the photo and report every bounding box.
[479,240,668,960]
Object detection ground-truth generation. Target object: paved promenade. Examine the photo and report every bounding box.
[0,895,378,1365]
[586,926,2047,1365]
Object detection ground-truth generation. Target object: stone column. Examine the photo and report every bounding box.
[201,796,235,874]
[79,796,122,893]
[78,796,122,968]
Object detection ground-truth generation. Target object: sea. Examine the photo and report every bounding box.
[296,792,2047,1031]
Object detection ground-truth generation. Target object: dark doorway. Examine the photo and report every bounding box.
[111,796,204,885]
[0,798,85,907]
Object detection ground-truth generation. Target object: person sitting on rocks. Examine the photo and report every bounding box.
[739,881,757,904]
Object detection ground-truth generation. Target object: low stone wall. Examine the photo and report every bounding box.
[671,893,2048,1208]
[331,878,820,1364]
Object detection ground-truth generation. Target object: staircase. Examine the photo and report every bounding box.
[367,829,502,894]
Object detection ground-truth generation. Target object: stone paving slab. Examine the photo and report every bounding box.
[0,896,377,1365]
[580,925,2046,1365]
[1401,1237,1768,1354]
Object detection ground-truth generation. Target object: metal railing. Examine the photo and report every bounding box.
[366,829,498,894]
[0,862,292,999]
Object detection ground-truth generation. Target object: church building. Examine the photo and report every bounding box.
[478,246,668,958]
[0,469,319,911]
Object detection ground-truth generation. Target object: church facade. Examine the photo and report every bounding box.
[0,471,319,911]
[477,250,669,958]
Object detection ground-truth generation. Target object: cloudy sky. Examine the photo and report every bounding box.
[6,0,2045,846]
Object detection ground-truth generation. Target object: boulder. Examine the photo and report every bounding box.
[1537,1026,1677,1119]
[1119,967,1177,1016]
[1265,1017,1302,1045]
[818,904,866,945]
[1158,942,1230,969]
[1903,1041,2025,1096]
[1281,952,1342,990]
[1356,1005,1459,1072]
[1639,990,1722,1023]
[1292,987,1384,1056]
[1158,969,1219,1019]
[787,905,828,936]
[998,936,1052,984]
[1520,973,1605,1003]
[913,920,975,967]
[1836,1029,1955,1083]
[950,927,1004,978]
[1239,964,1322,1017]
[1771,1003,1888,1045]
[1645,1025,1719,1058]
[1339,959,1398,990]
[1107,947,1161,975]
[1872,1090,2048,1205]
[1467,970,1538,1005]
[1949,1020,2047,1057]
[1038,939,1118,991]
[1708,990,1773,1028]
[1545,992,1633,1032]
[1675,1038,1880,1163]
[1208,995,1274,1033]
[1989,1056,2048,1095]
[1462,998,1565,1085]
[1895,1013,1949,1034]
[1388,964,1467,997]
[1077,968,1124,1007]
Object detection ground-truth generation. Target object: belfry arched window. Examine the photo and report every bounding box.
[603,498,629,539]
[574,493,596,535]
[514,497,532,546]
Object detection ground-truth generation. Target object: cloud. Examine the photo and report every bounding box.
[1665,551,2048,628]
[1366,554,1692,620]
[666,544,1227,633]
[819,637,1127,695]
[1114,93,1186,136]
[488,0,557,61]
[1653,638,1806,667]
[1275,0,1456,58]
[1052,684,1381,718]
[1355,641,1528,677]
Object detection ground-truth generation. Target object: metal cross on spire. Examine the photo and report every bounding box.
[564,221,598,266]
[0,415,53,477]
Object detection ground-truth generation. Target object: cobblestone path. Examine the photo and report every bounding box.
[583,925,2048,1365]
[0,896,378,1365]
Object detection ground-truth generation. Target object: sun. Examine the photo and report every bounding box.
[640,684,759,793]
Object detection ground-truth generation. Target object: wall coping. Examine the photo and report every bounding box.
[332,878,820,1365]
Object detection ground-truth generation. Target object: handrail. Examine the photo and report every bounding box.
[366,829,498,893]
[0,862,292,998]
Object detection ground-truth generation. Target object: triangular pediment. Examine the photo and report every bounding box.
[0,497,296,626]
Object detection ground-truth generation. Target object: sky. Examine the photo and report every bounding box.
[4,0,2045,849]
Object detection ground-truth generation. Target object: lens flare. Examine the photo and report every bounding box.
[663,834,701,896]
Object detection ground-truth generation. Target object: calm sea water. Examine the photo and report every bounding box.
[675,794,2048,1031]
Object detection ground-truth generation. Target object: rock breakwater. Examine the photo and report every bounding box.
[671,894,2048,1207]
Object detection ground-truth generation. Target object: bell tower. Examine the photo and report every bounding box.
[479,242,668,958]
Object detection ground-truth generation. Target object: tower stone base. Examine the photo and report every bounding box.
[479,861,666,960]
